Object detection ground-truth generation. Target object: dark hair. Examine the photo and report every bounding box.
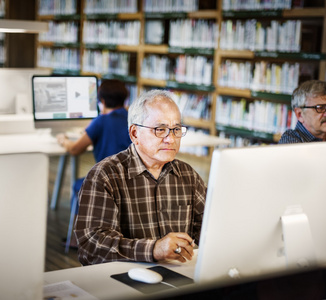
[98,79,129,108]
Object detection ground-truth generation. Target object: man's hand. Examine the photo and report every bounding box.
[153,232,195,263]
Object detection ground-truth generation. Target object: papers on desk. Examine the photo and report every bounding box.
[43,280,98,300]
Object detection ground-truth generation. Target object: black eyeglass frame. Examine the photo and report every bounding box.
[134,123,188,138]
[299,104,326,113]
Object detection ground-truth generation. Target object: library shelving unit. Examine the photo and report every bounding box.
[216,0,326,146]
[35,0,326,153]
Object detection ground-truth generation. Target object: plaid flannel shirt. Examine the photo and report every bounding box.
[75,144,207,265]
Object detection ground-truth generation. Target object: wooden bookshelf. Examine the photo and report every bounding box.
[283,7,326,18]
[35,0,326,151]
[216,0,326,145]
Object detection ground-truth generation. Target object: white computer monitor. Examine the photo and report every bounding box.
[32,75,99,135]
[194,142,326,287]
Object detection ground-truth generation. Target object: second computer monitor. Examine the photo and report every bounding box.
[32,75,98,135]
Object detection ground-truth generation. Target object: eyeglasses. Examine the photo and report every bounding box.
[134,124,187,138]
[299,104,326,113]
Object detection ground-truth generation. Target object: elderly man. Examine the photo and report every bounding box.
[279,80,326,143]
[74,89,207,265]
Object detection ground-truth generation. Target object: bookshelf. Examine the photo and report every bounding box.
[35,0,326,153]
[217,0,326,146]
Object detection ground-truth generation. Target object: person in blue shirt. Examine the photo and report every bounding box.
[57,79,131,248]
[57,79,131,159]
[278,80,326,144]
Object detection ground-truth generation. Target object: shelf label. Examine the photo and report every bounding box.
[169,47,214,56]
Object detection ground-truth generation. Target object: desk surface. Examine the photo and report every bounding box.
[44,253,198,300]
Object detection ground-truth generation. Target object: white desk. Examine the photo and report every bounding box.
[0,131,64,155]
[181,131,231,148]
[0,152,48,300]
[44,252,199,300]
[0,131,77,210]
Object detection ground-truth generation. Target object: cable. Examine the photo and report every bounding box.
[161,281,179,289]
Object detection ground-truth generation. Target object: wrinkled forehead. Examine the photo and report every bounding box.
[146,96,180,113]
[307,95,326,104]
[144,96,181,124]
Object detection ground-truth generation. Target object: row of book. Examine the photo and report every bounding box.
[216,96,297,134]
[38,0,200,15]
[38,18,302,53]
[169,19,219,49]
[175,55,213,86]
[222,0,291,11]
[141,54,213,86]
[37,47,80,71]
[38,0,77,15]
[39,21,79,44]
[84,0,137,14]
[141,55,170,80]
[82,50,130,75]
[220,19,301,52]
[143,0,199,12]
[0,0,4,17]
[173,91,212,120]
[218,60,300,94]
[251,61,299,94]
[83,21,140,45]
[218,60,252,89]
[144,21,165,44]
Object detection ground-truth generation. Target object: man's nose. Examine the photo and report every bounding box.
[163,129,176,141]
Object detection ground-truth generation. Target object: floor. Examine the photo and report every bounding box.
[45,151,211,272]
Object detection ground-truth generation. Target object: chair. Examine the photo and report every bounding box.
[65,177,84,253]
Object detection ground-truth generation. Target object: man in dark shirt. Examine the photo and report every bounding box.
[279,80,326,144]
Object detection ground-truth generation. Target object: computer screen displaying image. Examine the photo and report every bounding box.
[195,142,326,287]
[32,75,98,134]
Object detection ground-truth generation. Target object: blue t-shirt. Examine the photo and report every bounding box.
[85,107,131,162]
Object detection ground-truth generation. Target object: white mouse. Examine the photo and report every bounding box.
[128,268,163,284]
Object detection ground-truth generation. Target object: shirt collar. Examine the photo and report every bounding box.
[296,121,323,142]
[127,144,181,179]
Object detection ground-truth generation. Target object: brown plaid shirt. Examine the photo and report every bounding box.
[75,144,207,265]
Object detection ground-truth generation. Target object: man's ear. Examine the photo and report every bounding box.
[294,107,304,123]
[129,124,138,144]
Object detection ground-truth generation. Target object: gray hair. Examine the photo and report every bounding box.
[128,89,178,128]
[292,80,326,109]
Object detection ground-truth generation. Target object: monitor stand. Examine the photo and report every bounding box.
[281,205,317,269]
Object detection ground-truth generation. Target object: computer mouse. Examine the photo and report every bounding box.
[128,268,163,284]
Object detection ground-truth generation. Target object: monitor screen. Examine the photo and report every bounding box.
[195,142,326,287]
[32,75,99,135]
